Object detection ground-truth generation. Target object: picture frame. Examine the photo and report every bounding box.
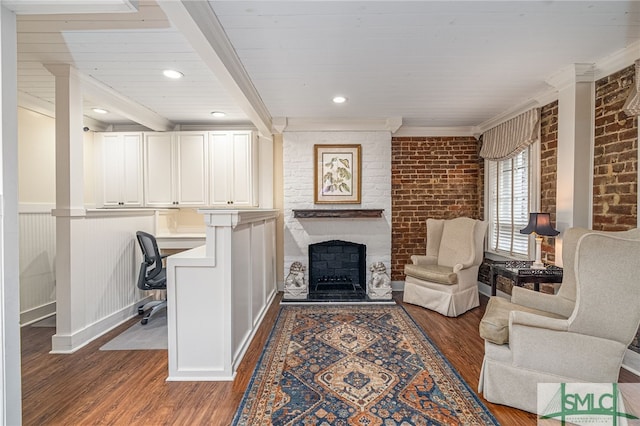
[314,144,361,204]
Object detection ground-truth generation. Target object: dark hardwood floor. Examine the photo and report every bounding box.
[21,293,639,425]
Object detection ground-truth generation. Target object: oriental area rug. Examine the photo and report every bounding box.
[232,305,498,425]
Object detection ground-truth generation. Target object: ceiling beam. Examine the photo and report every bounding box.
[158,0,272,139]
[78,70,174,132]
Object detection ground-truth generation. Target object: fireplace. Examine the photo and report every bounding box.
[308,240,366,300]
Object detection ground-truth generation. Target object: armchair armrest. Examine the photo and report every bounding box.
[411,255,437,266]
[508,312,624,382]
[511,287,574,318]
[509,310,569,332]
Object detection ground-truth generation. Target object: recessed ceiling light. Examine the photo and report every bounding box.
[333,96,347,104]
[211,111,226,118]
[92,108,108,114]
[163,69,184,79]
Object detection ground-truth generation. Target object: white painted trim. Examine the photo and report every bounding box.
[84,208,157,218]
[18,203,54,213]
[231,288,276,373]
[546,63,595,92]
[622,349,640,377]
[476,99,542,135]
[50,296,151,354]
[20,302,55,326]
[78,71,174,132]
[175,123,258,132]
[158,1,272,139]
[594,39,640,81]
[393,126,476,137]
[1,7,22,424]
[18,91,54,118]
[274,116,402,132]
[391,280,405,292]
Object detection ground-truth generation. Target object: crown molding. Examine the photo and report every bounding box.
[594,39,640,80]
[476,99,543,135]
[532,87,559,108]
[545,63,596,92]
[159,0,272,138]
[393,126,477,137]
[273,117,402,133]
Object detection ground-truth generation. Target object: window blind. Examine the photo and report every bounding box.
[488,148,530,256]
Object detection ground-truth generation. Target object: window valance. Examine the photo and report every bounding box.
[480,108,541,160]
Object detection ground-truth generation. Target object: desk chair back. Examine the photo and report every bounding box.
[136,231,166,290]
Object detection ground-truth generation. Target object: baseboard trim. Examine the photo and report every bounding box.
[20,302,56,326]
[50,296,153,354]
[622,349,640,376]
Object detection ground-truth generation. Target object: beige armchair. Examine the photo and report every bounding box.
[478,231,640,413]
[480,227,640,345]
[403,217,488,317]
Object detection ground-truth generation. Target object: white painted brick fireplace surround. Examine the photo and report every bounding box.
[283,131,392,290]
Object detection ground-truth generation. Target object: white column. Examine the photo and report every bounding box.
[546,64,595,264]
[0,6,22,425]
[44,64,87,352]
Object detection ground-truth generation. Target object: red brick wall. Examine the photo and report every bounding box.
[391,136,482,280]
[540,101,559,264]
[593,64,638,231]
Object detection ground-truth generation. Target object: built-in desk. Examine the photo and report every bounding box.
[155,233,205,250]
[166,209,278,381]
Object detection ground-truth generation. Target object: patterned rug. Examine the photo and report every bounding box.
[232,305,498,425]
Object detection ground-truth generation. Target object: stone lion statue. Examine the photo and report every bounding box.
[369,262,391,288]
[368,262,392,300]
[285,261,306,289]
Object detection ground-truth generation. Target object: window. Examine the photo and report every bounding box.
[486,145,539,257]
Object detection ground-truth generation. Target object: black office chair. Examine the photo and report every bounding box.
[135,231,167,325]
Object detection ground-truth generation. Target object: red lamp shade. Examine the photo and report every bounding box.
[520,213,559,237]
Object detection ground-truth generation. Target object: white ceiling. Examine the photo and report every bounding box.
[11,0,640,134]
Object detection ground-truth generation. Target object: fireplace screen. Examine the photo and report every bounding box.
[308,240,366,300]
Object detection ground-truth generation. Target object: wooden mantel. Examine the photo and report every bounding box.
[293,209,384,218]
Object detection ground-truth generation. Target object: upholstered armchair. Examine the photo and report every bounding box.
[478,231,640,414]
[403,217,488,317]
[480,226,640,345]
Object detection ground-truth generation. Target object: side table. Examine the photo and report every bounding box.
[490,261,563,296]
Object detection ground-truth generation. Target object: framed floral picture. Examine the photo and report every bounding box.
[314,144,361,204]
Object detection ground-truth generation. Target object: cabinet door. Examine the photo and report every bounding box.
[175,132,208,206]
[144,132,175,207]
[99,132,143,207]
[121,134,143,207]
[209,132,231,206]
[230,131,253,206]
[101,134,124,207]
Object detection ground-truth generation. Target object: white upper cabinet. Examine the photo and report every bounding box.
[97,132,143,207]
[209,131,257,207]
[144,132,209,208]
[97,130,256,209]
[175,132,209,206]
[144,132,176,207]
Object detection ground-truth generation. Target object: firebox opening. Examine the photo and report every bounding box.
[308,240,366,300]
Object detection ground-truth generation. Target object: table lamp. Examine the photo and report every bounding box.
[519,212,559,269]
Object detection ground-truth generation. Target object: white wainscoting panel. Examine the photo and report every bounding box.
[19,208,56,325]
[51,211,156,353]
